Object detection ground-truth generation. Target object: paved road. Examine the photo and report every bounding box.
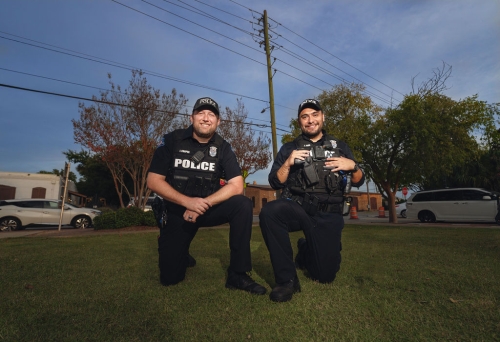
[1,210,498,239]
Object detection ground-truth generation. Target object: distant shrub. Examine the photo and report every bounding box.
[93,207,158,230]
[93,211,117,230]
[142,211,157,227]
[115,207,143,228]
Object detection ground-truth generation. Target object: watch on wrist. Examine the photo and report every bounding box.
[352,163,360,172]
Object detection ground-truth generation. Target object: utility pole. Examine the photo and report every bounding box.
[263,10,278,159]
[58,162,70,231]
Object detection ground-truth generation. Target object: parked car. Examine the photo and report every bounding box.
[406,188,499,224]
[127,196,155,212]
[0,199,101,231]
[395,202,407,218]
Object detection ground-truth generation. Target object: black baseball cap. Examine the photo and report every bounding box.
[193,97,220,116]
[297,99,322,116]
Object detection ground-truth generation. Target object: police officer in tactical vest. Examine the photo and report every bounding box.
[259,99,365,302]
[147,97,266,295]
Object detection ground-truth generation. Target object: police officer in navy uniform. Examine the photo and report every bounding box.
[259,99,365,302]
[147,97,266,295]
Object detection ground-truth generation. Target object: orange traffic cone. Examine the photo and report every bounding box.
[350,206,359,219]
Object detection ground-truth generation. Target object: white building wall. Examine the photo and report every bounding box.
[0,171,76,200]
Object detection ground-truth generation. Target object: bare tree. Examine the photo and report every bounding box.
[217,98,272,183]
[411,61,452,96]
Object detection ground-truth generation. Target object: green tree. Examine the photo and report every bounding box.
[360,64,499,222]
[282,83,380,154]
[38,169,77,183]
[282,65,499,224]
[63,150,124,208]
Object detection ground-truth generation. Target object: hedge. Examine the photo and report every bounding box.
[93,207,158,230]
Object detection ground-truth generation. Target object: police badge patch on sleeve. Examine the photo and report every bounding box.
[209,146,217,157]
[158,136,165,147]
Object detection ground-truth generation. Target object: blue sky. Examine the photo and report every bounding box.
[0,0,498,189]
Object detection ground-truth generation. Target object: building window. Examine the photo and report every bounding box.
[262,198,268,207]
[251,196,255,208]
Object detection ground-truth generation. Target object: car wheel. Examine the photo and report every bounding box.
[418,211,436,223]
[496,213,500,225]
[0,217,22,231]
[72,216,91,229]
[401,210,407,218]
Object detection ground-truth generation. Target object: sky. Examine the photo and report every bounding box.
[0,0,499,192]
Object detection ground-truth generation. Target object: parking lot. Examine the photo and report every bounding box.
[1,209,498,240]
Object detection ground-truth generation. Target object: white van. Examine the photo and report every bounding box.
[406,188,499,224]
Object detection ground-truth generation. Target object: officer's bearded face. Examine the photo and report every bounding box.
[298,109,324,140]
[191,110,220,140]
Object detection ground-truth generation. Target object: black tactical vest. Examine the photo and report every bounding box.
[166,129,224,198]
[285,134,345,198]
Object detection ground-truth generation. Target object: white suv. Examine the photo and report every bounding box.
[0,199,101,231]
[406,188,499,224]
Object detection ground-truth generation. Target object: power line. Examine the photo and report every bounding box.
[166,2,397,105]
[0,32,293,127]
[111,1,333,96]
[142,0,263,56]
[274,47,394,105]
[111,0,266,67]
[272,31,399,104]
[0,82,291,133]
[169,0,255,33]
[0,67,119,94]
[269,18,406,98]
[0,34,266,103]
[189,0,252,22]
[227,0,258,13]
[0,67,290,129]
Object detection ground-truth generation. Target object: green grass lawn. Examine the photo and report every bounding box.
[1,225,499,341]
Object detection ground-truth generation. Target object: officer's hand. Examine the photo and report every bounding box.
[185,197,211,215]
[184,210,200,223]
[286,149,310,167]
[325,156,356,172]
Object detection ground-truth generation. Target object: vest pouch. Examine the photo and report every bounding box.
[189,176,203,197]
[201,177,213,197]
[302,193,319,216]
[325,172,339,193]
[173,175,189,193]
[302,163,319,186]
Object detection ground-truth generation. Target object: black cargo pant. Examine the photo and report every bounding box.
[158,195,253,286]
[259,198,343,284]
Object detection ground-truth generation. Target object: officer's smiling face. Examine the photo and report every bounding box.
[298,109,324,140]
[191,109,220,141]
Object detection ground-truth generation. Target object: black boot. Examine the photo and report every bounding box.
[269,276,301,302]
[225,269,267,295]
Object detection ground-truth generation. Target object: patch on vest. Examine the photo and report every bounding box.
[209,146,217,157]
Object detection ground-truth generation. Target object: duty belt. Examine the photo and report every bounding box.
[290,194,342,215]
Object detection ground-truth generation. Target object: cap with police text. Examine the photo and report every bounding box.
[298,99,322,116]
[193,97,220,116]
